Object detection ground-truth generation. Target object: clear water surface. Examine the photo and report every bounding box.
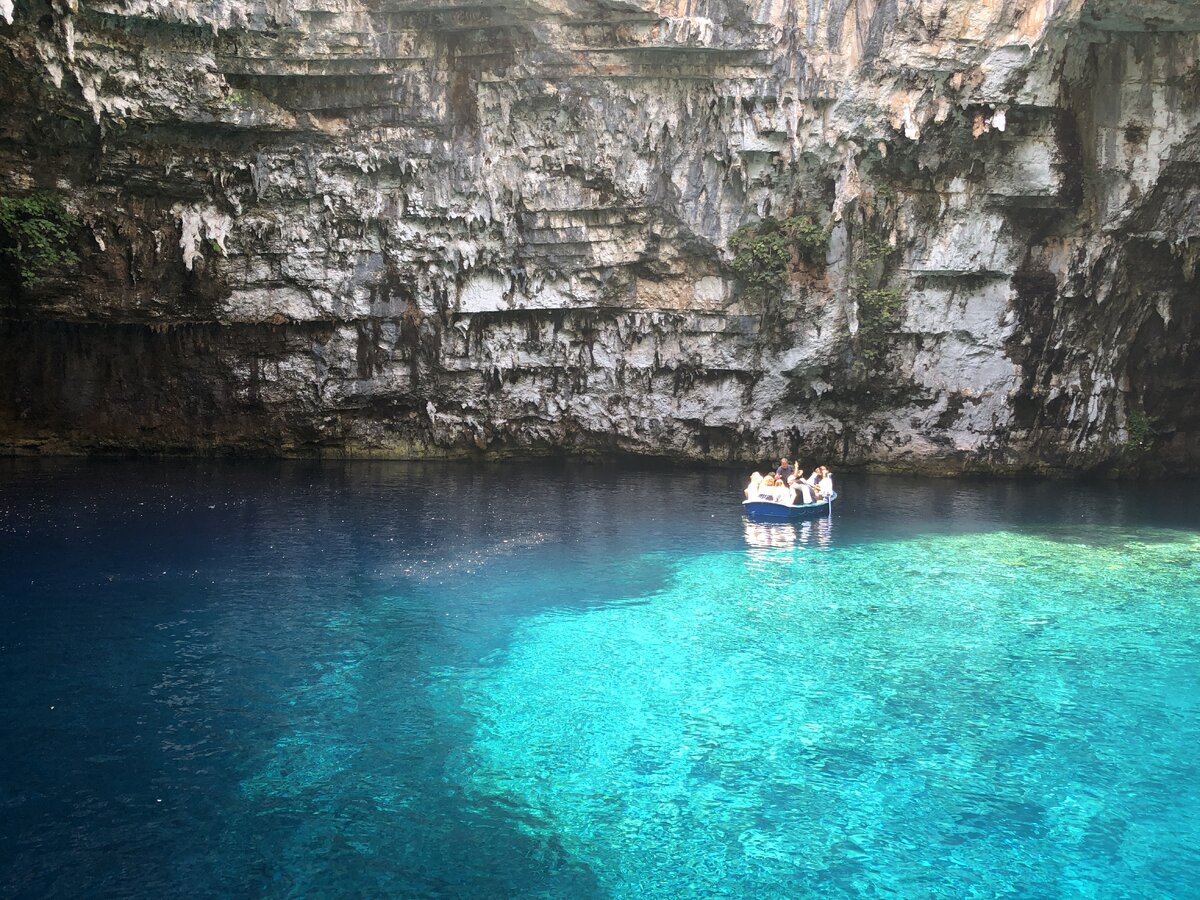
[2,459,1199,898]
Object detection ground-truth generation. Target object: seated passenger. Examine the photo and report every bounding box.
[744,471,763,500]
[809,466,826,499]
[818,467,834,499]
[775,457,794,484]
[790,472,814,504]
[758,475,777,504]
[777,478,797,506]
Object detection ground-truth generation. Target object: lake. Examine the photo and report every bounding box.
[2,459,1199,897]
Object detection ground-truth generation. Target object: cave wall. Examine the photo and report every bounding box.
[1,0,1197,471]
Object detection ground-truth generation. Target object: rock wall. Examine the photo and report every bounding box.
[1,0,1198,472]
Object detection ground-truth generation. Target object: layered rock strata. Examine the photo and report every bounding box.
[1,0,1198,472]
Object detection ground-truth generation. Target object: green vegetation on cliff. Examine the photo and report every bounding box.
[728,215,828,302]
[1125,409,1158,456]
[852,233,904,368]
[0,193,80,288]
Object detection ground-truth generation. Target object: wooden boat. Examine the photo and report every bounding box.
[742,492,836,520]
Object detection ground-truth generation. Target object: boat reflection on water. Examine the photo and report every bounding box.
[742,514,834,551]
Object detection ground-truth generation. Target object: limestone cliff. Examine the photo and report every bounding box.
[1,0,1197,472]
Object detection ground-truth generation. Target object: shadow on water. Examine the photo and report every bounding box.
[4,458,1196,567]
[2,460,632,896]
[1,458,1199,896]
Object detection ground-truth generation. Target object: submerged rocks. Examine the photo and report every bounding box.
[0,0,1197,473]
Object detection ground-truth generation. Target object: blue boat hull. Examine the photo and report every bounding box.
[742,492,836,520]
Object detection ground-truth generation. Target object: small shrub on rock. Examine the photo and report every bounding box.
[1125,409,1157,455]
[728,215,829,302]
[0,193,81,287]
[852,233,905,368]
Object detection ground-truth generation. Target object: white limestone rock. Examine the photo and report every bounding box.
[0,0,1197,472]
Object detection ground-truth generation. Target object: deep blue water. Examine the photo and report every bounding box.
[2,459,1199,898]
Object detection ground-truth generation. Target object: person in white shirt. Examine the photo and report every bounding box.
[777,479,797,506]
[790,472,814,504]
[744,471,763,500]
[817,468,834,499]
[808,466,827,499]
[772,476,794,505]
[756,473,780,501]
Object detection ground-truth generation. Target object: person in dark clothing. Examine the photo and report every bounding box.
[775,457,793,483]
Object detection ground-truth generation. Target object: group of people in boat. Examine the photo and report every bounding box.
[744,458,834,506]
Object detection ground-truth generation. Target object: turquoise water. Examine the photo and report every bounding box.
[2,461,1199,897]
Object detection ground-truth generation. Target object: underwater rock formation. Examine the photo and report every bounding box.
[1,0,1198,472]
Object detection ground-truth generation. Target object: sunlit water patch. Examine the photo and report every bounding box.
[452,530,1200,897]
